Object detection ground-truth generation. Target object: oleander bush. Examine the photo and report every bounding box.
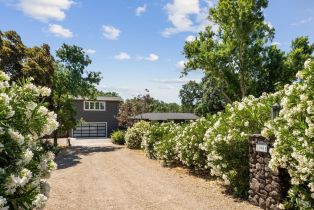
[111,130,126,145]
[175,117,211,169]
[125,121,150,149]
[142,122,162,159]
[142,122,176,159]
[262,59,314,209]
[0,72,59,210]
[154,122,183,166]
[201,93,280,198]
[123,60,314,209]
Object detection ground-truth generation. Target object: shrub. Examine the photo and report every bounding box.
[125,121,150,149]
[175,117,211,169]
[154,122,183,166]
[202,93,280,198]
[111,130,125,145]
[0,72,59,209]
[142,122,173,159]
[262,59,314,209]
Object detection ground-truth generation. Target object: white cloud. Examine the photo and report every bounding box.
[137,53,159,61]
[114,52,131,60]
[291,17,313,26]
[135,4,146,16]
[18,0,73,22]
[48,24,73,38]
[84,49,96,55]
[102,25,121,40]
[271,42,281,46]
[162,0,212,37]
[153,78,190,84]
[145,53,159,61]
[185,35,196,42]
[176,60,186,70]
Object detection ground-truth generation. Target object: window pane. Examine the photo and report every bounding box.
[95,102,99,110]
[90,102,94,109]
[100,102,105,110]
[84,101,89,110]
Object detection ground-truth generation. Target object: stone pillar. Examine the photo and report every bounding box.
[248,134,283,210]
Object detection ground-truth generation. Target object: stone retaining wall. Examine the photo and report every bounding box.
[248,134,290,210]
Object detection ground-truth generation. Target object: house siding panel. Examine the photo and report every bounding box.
[73,100,120,136]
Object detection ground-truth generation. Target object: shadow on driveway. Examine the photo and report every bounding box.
[55,145,122,170]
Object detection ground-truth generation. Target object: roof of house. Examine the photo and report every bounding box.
[74,96,123,101]
[130,112,199,121]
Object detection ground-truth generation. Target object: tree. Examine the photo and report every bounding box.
[0,30,55,87]
[97,90,120,97]
[285,36,314,82]
[180,77,225,116]
[116,92,182,128]
[183,0,274,103]
[52,44,102,146]
[179,81,202,113]
[116,95,151,128]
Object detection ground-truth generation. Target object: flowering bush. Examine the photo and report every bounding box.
[262,59,314,209]
[154,122,183,166]
[0,72,59,209]
[125,121,150,149]
[175,117,211,169]
[142,122,174,159]
[111,130,126,145]
[142,122,161,159]
[202,93,280,197]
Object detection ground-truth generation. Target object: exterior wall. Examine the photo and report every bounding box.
[73,99,120,136]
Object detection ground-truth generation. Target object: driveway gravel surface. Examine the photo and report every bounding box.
[44,138,260,210]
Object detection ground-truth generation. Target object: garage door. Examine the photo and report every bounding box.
[72,122,107,137]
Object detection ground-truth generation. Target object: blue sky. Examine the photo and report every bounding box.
[0,0,314,103]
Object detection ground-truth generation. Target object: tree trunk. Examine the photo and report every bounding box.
[53,130,58,147]
[221,90,233,104]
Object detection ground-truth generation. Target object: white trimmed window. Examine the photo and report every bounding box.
[84,101,106,111]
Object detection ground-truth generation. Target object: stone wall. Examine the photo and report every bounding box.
[248,134,290,210]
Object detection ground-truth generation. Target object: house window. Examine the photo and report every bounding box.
[84,101,89,110]
[100,102,105,110]
[84,101,106,111]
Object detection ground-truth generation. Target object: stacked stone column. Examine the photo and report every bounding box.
[248,134,283,210]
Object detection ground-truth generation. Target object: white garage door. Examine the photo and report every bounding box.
[73,122,107,137]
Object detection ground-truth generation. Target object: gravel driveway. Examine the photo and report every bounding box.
[44,138,259,210]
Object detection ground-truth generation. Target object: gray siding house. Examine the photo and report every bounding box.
[71,96,122,138]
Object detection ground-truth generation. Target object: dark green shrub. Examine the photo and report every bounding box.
[111,130,126,145]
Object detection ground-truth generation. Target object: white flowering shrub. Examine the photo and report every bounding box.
[142,122,175,159]
[154,122,183,166]
[142,122,162,159]
[202,93,280,198]
[175,117,211,169]
[262,59,314,209]
[125,121,150,149]
[0,72,59,209]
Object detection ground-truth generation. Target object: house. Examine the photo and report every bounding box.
[130,112,199,123]
[71,96,122,138]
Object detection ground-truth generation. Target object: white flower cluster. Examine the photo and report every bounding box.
[24,83,51,97]
[142,122,179,163]
[201,92,279,195]
[32,194,48,209]
[0,196,9,210]
[154,123,182,165]
[5,169,32,194]
[125,121,150,149]
[0,71,58,209]
[261,60,314,209]
[175,118,210,168]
